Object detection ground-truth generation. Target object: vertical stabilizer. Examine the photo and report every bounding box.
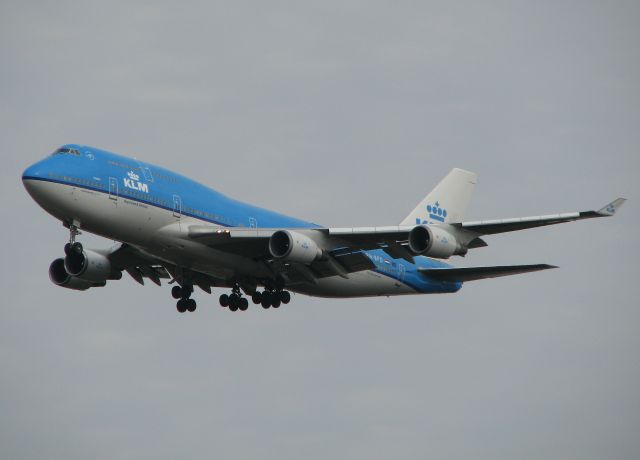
[400,168,477,226]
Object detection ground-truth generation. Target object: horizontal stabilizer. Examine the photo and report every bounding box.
[418,264,557,282]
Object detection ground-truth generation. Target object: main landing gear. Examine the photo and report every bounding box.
[250,278,291,309]
[217,282,292,312]
[171,284,196,313]
[170,278,293,314]
[251,289,291,309]
[218,284,249,312]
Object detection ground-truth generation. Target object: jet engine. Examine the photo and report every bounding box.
[49,258,106,290]
[408,225,466,259]
[64,245,122,282]
[268,230,322,264]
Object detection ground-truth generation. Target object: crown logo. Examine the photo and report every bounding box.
[427,201,447,222]
[127,170,140,181]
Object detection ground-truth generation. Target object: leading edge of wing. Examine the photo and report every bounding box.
[456,197,626,235]
[418,264,557,282]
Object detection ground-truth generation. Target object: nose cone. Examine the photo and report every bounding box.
[23,161,44,180]
[22,158,50,197]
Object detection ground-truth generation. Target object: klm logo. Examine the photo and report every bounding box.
[124,170,149,193]
[415,201,447,224]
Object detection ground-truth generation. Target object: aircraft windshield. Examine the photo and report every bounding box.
[54,147,81,156]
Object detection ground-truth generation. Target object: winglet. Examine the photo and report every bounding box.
[596,198,626,216]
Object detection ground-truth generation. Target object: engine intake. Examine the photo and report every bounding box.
[64,246,121,282]
[49,258,105,290]
[408,225,466,259]
[269,230,322,264]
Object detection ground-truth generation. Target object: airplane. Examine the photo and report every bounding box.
[22,144,626,313]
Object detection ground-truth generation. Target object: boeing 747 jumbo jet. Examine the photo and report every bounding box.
[22,145,625,313]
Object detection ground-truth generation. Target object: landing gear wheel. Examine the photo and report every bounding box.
[251,292,262,304]
[279,291,291,304]
[176,299,187,313]
[239,298,249,311]
[171,286,182,299]
[229,302,239,312]
[261,292,271,309]
[272,298,281,309]
[71,242,83,254]
[64,243,72,255]
[219,294,229,307]
[186,298,197,312]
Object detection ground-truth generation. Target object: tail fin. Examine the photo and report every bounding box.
[400,168,477,226]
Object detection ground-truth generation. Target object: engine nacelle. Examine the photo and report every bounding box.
[49,258,105,291]
[268,230,322,264]
[408,225,466,259]
[64,247,121,282]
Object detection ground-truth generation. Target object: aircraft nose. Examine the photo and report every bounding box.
[22,159,50,196]
[22,162,44,180]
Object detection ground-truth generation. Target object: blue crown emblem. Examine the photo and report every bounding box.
[427,201,447,222]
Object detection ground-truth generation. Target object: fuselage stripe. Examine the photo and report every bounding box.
[23,175,233,228]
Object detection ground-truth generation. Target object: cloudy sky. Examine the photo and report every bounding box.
[1,1,639,459]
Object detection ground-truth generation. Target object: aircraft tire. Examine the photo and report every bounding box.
[171,286,182,299]
[272,298,281,309]
[219,294,229,307]
[261,293,271,309]
[280,291,291,304]
[239,298,249,311]
[176,299,187,313]
[187,299,196,312]
[251,292,262,304]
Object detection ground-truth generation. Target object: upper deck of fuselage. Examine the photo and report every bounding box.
[22,144,320,229]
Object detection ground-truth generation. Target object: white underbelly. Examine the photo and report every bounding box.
[292,269,417,298]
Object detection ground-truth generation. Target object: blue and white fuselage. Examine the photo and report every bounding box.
[22,145,461,301]
[23,144,623,311]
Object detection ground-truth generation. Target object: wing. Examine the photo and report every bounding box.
[185,197,625,281]
[452,198,626,235]
[187,226,378,282]
[107,243,172,286]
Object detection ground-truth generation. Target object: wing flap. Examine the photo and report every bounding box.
[418,264,557,282]
[332,250,376,272]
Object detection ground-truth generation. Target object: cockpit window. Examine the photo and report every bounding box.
[54,147,81,156]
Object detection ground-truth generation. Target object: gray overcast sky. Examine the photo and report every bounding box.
[1,1,639,459]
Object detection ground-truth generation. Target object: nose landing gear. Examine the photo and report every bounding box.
[63,222,82,256]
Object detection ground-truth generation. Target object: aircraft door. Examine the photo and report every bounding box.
[173,195,182,218]
[109,177,118,201]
